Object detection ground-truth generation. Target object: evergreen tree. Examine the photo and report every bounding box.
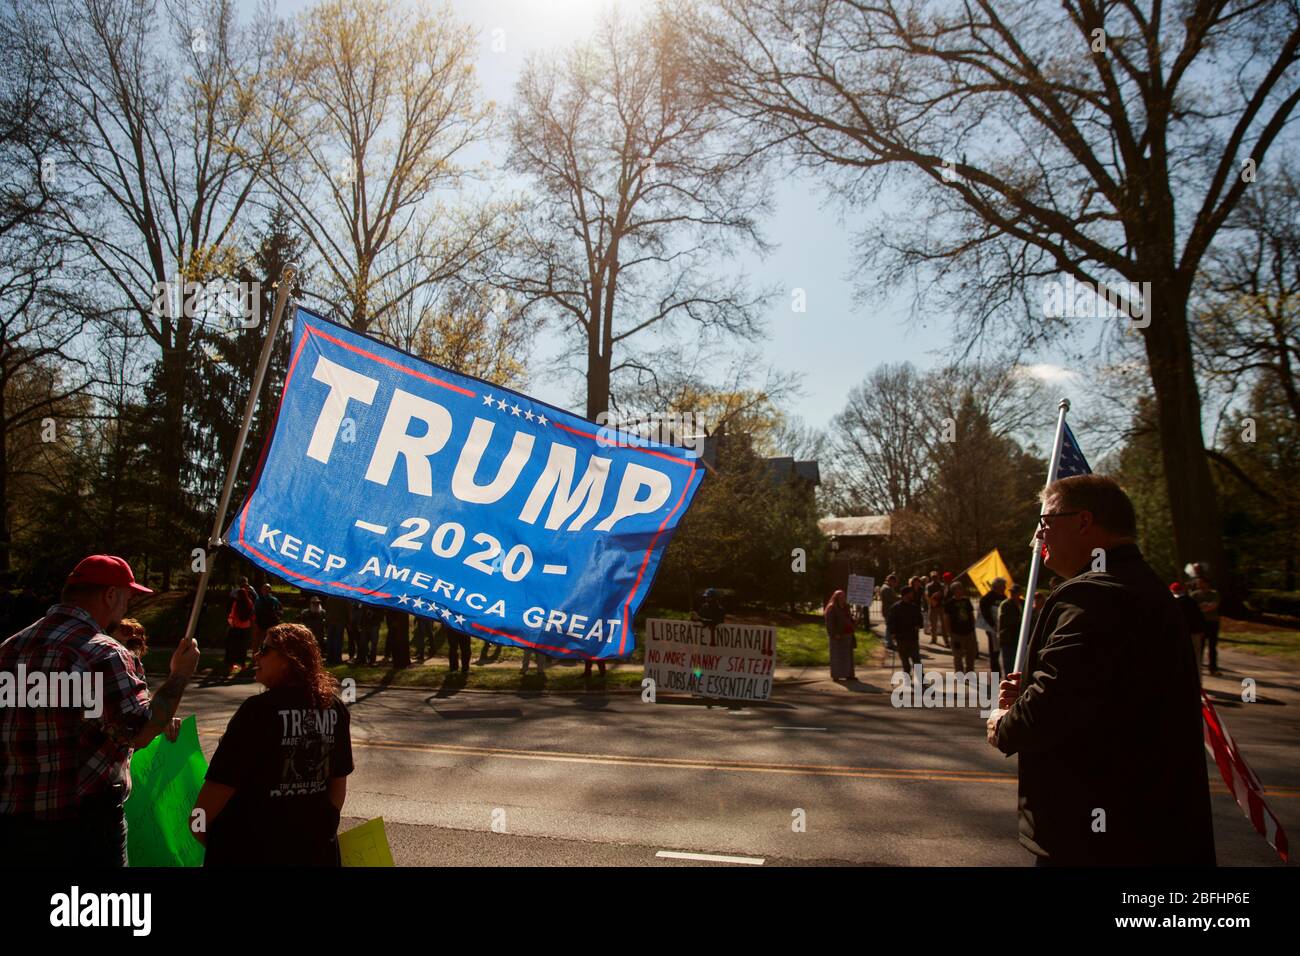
[132,207,306,585]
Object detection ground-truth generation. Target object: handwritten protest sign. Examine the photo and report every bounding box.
[125,715,206,867]
[846,574,874,606]
[228,308,703,660]
[644,619,776,701]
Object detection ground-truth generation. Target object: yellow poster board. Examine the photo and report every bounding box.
[339,817,395,867]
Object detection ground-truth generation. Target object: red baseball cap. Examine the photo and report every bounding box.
[1169,582,1183,594]
[65,555,152,595]
[942,572,953,581]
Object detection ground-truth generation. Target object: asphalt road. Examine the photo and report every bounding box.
[175,646,1299,867]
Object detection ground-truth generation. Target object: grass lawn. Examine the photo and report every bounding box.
[325,660,648,693]
[771,618,879,666]
[1219,621,1300,663]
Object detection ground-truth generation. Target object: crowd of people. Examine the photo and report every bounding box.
[0,549,631,870]
[828,557,1224,683]
[222,582,550,682]
[0,473,1240,868]
[0,555,352,867]
[988,475,1215,865]
[220,580,639,685]
[826,474,1221,865]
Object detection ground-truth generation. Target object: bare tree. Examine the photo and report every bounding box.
[266,0,500,333]
[374,262,534,388]
[1193,166,1300,584]
[830,363,932,514]
[612,342,805,456]
[501,8,774,421]
[690,0,1300,607]
[0,1,103,573]
[23,0,292,584]
[1196,166,1300,431]
[828,359,1045,512]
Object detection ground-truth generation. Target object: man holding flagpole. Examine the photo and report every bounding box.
[986,474,1214,865]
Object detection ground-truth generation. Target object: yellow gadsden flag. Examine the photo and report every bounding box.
[964,549,1014,596]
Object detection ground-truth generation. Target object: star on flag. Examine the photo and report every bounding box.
[476,392,549,427]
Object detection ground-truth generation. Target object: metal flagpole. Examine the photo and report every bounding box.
[181,265,298,646]
[1011,398,1071,675]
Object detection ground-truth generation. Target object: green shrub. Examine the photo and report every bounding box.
[1246,590,1300,617]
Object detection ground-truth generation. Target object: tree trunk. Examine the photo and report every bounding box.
[1141,297,1239,612]
[585,284,611,422]
[0,376,9,574]
[586,352,611,423]
[158,318,194,592]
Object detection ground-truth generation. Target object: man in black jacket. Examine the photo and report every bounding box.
[986,474,1214,866]
[978,577,1006,672]
[1170,582,1207,682]
[887,586,925,674]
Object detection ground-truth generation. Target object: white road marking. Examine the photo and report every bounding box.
[656,850,765,866]
[355,520,388,534]
[541,564,568,575]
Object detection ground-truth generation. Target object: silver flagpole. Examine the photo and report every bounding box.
[181,265,298,646]
[1012,397,1071,675]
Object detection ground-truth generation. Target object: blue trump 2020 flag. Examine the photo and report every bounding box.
[227,307,704,660]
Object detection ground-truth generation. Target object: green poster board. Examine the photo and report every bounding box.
[125,715,207,867]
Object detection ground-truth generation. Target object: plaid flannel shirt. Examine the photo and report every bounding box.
[0,604,151,819]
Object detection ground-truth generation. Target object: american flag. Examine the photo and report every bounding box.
[1202,691,1290,862]
[1057,422,1092,477]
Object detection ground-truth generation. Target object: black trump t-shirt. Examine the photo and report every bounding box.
[204,684,353,866]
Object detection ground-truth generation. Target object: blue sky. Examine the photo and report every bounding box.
[451,0,954,427]
[256,0,1113,452]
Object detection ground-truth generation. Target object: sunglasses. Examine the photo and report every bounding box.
[253,644,279,657]
[1037,511,1082,530]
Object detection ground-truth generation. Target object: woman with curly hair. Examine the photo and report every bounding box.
[193,622,354,865]
[112,617,148,661]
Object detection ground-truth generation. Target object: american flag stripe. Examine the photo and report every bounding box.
[1201,691,1290,863]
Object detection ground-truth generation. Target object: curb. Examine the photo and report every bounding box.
[157,670,832,698]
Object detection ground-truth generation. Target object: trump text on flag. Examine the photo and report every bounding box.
[228,309,704,659]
